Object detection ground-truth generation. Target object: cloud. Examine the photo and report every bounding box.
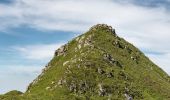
[0,0,169,74]
[0,42,64,94]
[13,43,64,60]
[147,53,170,74]
[0,65,42,94]
[0,0,169,33]
[0,65,41,76]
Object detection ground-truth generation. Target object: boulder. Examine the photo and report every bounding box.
[113,40,124,49]
[103,53,122,68]
[55,45,68,56]
[114,61,122,68]
[98,84,106,96]
[124,93,133,100]
[106,72,114,78]
[90,24,116,35]
[125,46,132,54]
[46,87,50,90]
[69,83,77,92]
[63,61,69,66]
[79,81,88,94]
[58,79,63,86]
[98,68,105,74]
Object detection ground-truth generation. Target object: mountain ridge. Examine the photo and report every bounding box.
[0,24,170,100]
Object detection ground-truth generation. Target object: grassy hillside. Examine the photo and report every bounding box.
[1,24,170,100]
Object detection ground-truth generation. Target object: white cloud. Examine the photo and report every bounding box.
[147,53,170,74]
[0,42,64,94]
[13,43,64,60]
[0,65,42,94]
[0,65,41,77]
[0,0,170,72]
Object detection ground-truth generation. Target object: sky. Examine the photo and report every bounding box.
[0,0,170,94]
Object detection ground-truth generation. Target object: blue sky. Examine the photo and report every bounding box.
[0,0,170,94]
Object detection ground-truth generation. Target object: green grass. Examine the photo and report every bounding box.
[1,24,170,100]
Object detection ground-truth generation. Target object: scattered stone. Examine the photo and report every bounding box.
[131,56,139,64]
[98,84,106,96]
[106,72,114,78]
[84,62,94,67]
[51,81,55,84]
[108,94,112,100]
[125,46,132,53]
[131,56,137,61]
[103,53,122,68]
[84,35,93,47]
[69,83,77,92]
[113,40,124,49]
[75,37,80,41]
[63,61,69,66]
[77,64,81,68]
[58,79,64,86]
[55,45,68,56]
[78,44,81,49]
[124,93,133,100]
[104,54,112,60]
[77,36,85,47]
[75,47,78,52]
[103,53,116,64]
[90,24,116,35]
[46,87,50,90]
[114,61,122,68]
[98,68,105,74]
[79,81,88,94]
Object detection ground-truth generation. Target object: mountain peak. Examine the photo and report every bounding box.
[1,24,170,100]
[90,24,116,35]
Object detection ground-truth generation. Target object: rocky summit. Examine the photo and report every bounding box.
[1,24,170,100]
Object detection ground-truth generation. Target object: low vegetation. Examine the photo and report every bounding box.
[1,24,170,100]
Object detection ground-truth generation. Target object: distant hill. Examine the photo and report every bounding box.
[1,24,170,100]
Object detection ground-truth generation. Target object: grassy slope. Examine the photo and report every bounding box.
[1,24,170,100]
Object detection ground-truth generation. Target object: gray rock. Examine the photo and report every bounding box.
[106,72,114,78]
[55,45,68,56]
[114,41,124,49]
[103,54,112,61]
[131,56,137,61]
[114,61,122,68]
[79,81,88,94]
[58,79,63,85]
[90,24,116,35]
[124,93,133,100]
[125,46,132,53]
[84,62,94,67]
[46,86,50,90]
[69,83,77,92]
[103,53,122,68]
[98,68,105,74]
[63,61,69,66]
[98,84,106,96]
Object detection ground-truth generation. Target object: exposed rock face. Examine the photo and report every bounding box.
[98,84,106,96]
[90,24,116,35]
[124,93,133,100]
[69,82,77,92]
[55,44,68,56]
[103,53,122,68]
[97,68,105,74]
[106,72,114,78]
[114,40,124,49]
